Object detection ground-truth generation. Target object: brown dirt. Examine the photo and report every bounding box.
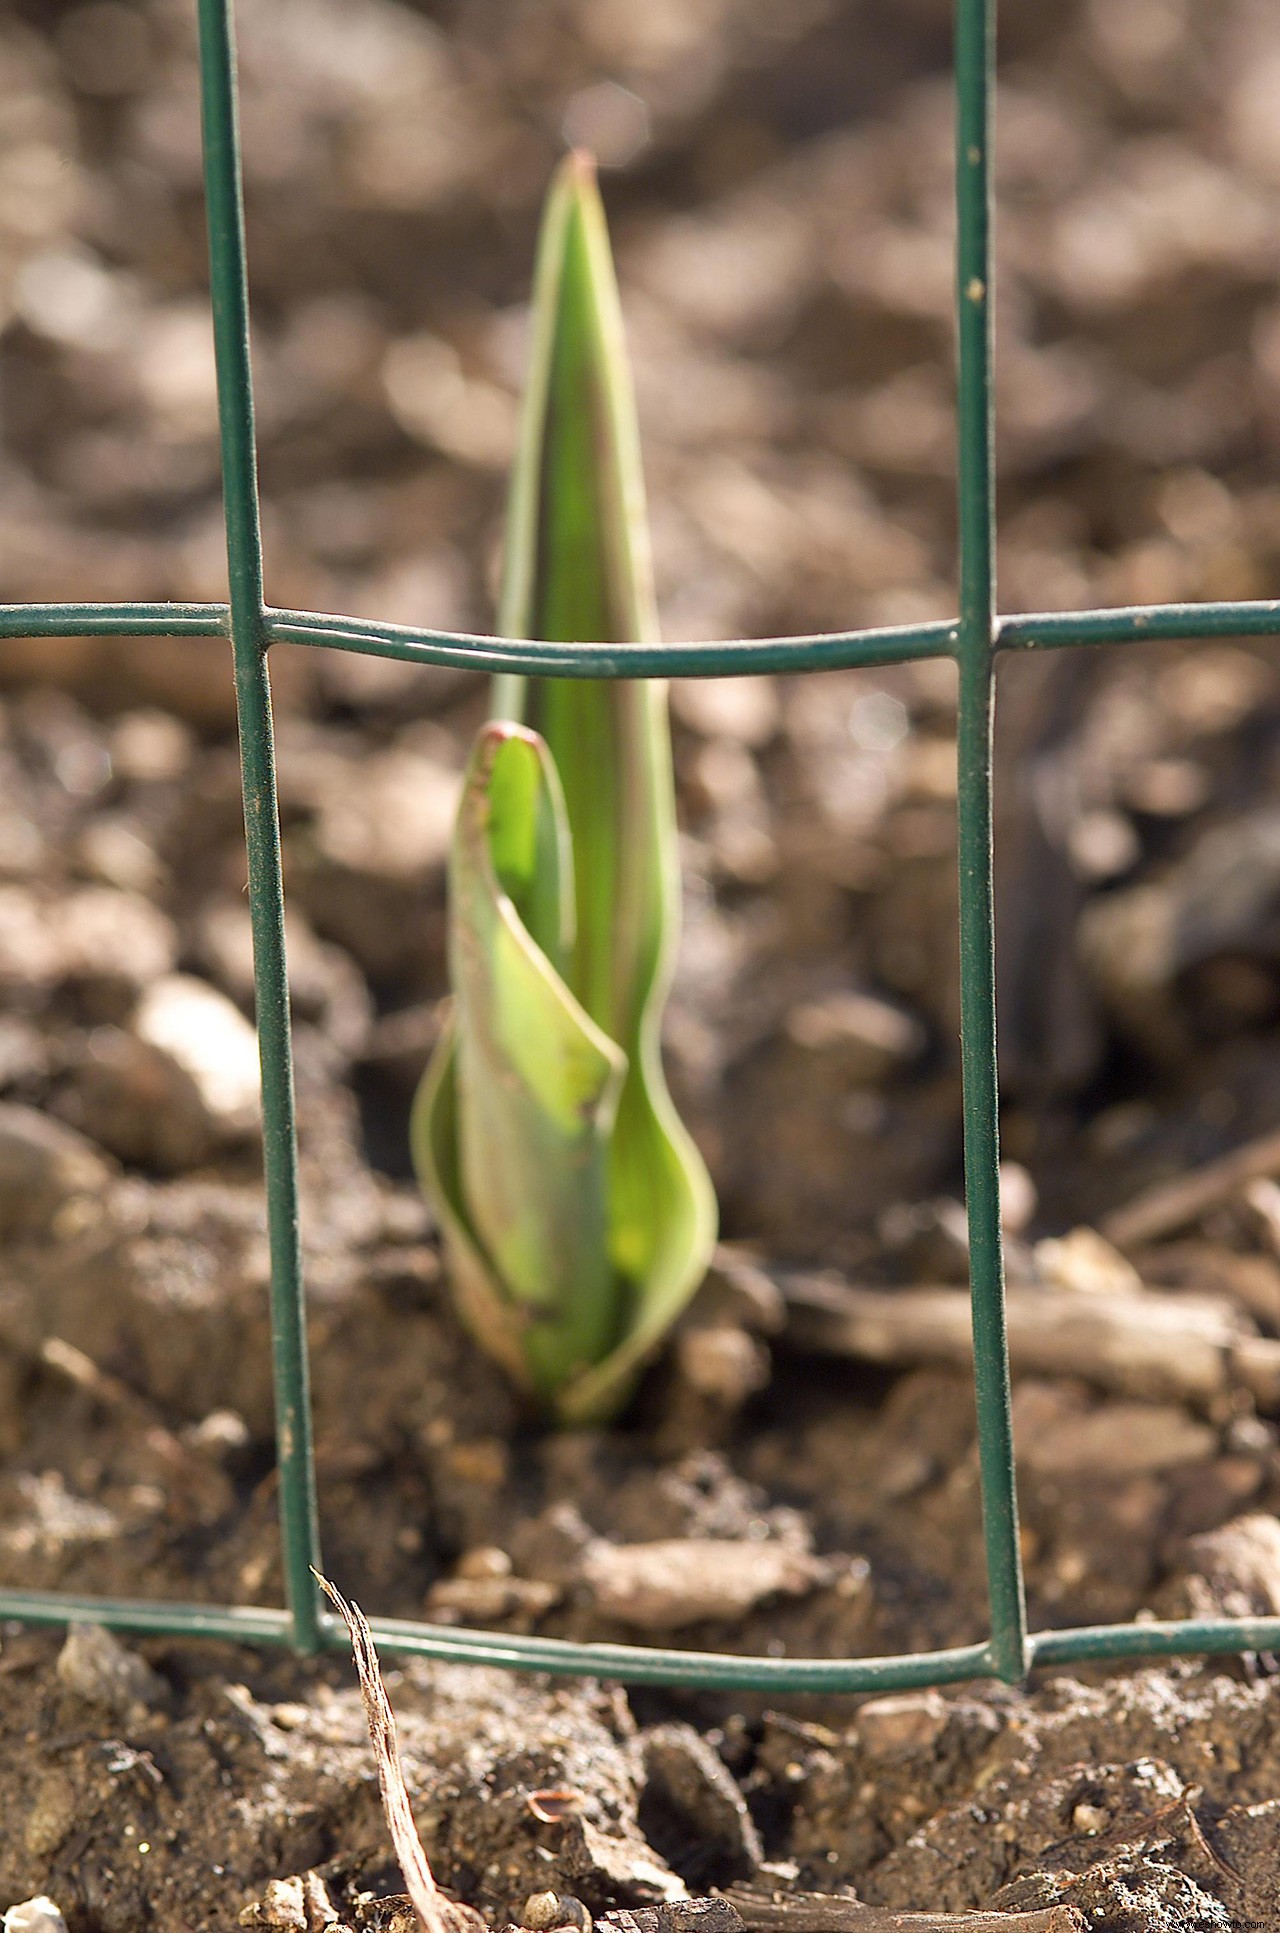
[6,0,1280,1929]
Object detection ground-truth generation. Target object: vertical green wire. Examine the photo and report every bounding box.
[953,0,1027,1681]
[196,0,323,1652]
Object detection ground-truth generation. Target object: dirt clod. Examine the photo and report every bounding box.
[55,1620,168,1720]
[641,1723,763,1887]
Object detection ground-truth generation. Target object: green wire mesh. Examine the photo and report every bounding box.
[4,0,1280,1693]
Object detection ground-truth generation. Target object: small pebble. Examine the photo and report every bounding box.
[133,973,261,1136]
[674,1325,770,1407]
[522,1898,591,1933]
[240,1877,307,1931]
[856,1690,949,1762]
[456,1545,512,1580]
[183,1408,252,1461]
[4,1904,68,1933]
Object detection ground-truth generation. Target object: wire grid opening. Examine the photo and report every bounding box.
[4,0,1280,1693]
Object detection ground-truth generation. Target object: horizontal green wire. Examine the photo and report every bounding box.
[3,1586,1280,1687]
[264,607,956,676]
[0,602,228,639]
[1001,601,1280,649]
[0,1586,984,1688]
[347,1619,993,1692]
[3,598,1280,665]
[1029,1616,1280,1666]
[0,1589,291,1646]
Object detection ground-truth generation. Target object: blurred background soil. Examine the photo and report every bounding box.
[8,0,1280,1928]
[10,0,1280,1249]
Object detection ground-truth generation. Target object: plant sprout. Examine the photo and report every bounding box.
[412,153,717,1427]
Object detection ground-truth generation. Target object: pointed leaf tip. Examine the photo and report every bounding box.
[565,147,599,188]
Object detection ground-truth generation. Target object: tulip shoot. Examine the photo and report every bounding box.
[412,153,716,1426]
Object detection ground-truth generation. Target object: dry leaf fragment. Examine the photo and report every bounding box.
[526,1786,586,1824]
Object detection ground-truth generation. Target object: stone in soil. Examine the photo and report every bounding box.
[2,1903,68,1933]
[55,1620,169,1722]
[0,1103,111,1241]
[580,1537,836,1634]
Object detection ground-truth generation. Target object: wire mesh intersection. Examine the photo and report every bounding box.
[3,0,1280,1693]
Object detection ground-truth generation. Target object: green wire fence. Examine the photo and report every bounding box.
[2,0,1279,1695]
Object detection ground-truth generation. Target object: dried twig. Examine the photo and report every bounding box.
[317,1572,474,1933]
[722,1887,1084,1933]
[1046,1787,1242,1891]
[779,1275,1280,1410]
[1100,1125,1280,1250]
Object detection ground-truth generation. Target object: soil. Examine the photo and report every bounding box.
[6,0,1280,1929]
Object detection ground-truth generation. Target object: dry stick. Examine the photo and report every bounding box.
[1100,1124,1280,1251]
[1045,1787,1243,1891]
[779,1276,1280,1411]
[723,1887,1085,1933]
[317,1573,461,1933]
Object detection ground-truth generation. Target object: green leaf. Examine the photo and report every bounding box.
[419,721,627,1399]
[413,153,716,1425]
